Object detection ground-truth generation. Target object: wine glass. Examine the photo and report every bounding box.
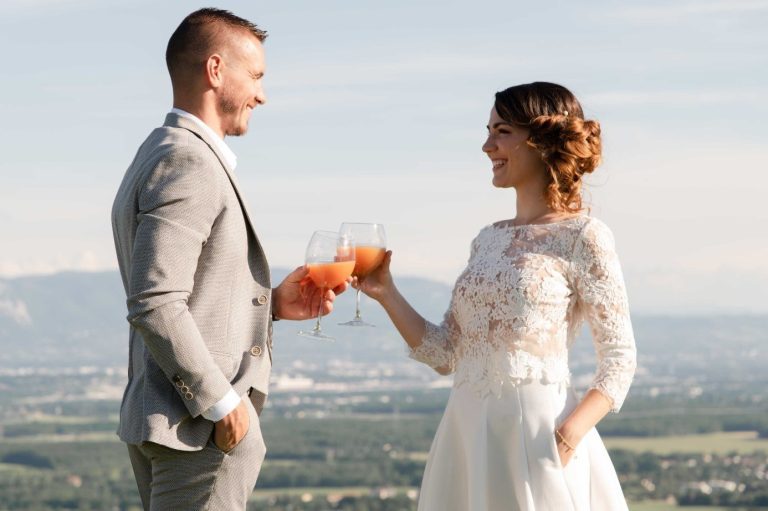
[297,230,356,341]
[338,222,386,327]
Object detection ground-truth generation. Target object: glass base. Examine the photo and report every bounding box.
[339,318,375,327]
[297,328,335,341]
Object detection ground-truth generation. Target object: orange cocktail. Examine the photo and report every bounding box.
[308,260,356,289]
[338,223,387,327]
[353,246,386,278]
[298,230,355,341]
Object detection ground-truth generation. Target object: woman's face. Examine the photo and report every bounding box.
[482,107,545,189]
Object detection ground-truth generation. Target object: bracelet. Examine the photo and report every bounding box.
[555,429,576,451]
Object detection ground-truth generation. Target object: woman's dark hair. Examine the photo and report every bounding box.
[494,82,601,213]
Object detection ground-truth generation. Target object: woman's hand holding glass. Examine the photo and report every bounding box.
[338,222,387,327]
[353,249,394,304]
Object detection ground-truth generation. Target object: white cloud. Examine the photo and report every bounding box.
[267,54,520,90]
[0,260,60,278]
[0,251,117,279]
[0,0,94,13]
[585,89,764,107]
[1,0,766,317]
[608,0,768,22]
[77,251,107,272]
[667,243,768,274]
[0,299,32,325]
[626,266,768,314]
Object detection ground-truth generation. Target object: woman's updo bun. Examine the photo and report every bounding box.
[494,82,602,213]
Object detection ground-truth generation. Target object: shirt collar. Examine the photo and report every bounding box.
[170,108,237,170]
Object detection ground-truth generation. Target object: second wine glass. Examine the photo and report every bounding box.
[297,230,355,341]
[338,222,386,327]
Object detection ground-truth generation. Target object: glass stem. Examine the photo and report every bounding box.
[354,288,363,320]
[313,287,325,333]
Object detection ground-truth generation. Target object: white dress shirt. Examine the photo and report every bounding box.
[170,108,238,170]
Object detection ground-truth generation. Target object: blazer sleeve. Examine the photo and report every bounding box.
[126,146,233,418]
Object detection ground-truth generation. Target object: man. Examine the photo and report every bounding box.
[111,8,344,510]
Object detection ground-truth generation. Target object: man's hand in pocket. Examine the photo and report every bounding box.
[214,398,249,452]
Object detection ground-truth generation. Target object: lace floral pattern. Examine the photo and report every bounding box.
[409,216,637,412]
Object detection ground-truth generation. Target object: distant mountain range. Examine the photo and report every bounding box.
[1,271,766,381]
[0,269,452,368]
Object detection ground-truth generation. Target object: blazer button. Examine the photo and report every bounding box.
[253,294,268,306]
[184,391,194,400]
[175,380,184,388]
[250,346,263,357]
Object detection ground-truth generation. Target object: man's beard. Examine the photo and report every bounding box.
[219,86,247,137]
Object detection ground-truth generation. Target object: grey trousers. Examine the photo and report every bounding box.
[126,392,267,511]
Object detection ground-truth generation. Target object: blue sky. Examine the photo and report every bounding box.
[0,0,766,314]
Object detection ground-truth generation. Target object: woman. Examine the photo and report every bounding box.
[358,82,636,510]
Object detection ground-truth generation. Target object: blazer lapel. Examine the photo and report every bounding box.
[163,114,269,285]
[163,113,261,241]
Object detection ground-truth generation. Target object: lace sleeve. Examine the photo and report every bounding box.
[572,219,637,412]
[408,231,483,374]
[409,312,459,374]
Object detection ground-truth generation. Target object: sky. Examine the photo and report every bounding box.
[0,0,766,314]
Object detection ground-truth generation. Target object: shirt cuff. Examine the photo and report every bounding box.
[201,388,241,422]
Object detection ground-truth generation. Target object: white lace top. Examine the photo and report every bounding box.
[410,216,636,412]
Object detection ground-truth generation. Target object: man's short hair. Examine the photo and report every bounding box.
[166,8,267,80]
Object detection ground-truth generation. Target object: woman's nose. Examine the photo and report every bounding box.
[482,135,495,154]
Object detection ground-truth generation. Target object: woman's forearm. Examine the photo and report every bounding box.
[558,388,613,446]
[377,284,427,350]
[358,251,452,373]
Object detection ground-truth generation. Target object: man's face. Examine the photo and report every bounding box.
[218,34,266,137]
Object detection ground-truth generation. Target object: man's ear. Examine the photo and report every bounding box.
[205,54,224,88]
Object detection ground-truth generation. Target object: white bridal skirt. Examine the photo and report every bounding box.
[417,381,628,511]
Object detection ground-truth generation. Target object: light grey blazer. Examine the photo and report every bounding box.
[112,113,273,451]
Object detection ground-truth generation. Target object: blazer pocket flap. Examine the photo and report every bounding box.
[210,351,238,380]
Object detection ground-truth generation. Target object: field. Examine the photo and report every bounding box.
[6,350,768,510]
[604,431,768,455]
[629,503,745,511]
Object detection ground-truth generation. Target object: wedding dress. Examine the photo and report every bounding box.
[411,216,636,511]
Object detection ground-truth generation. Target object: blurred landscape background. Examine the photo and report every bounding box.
[1,270,768,510]
[1,0,766,509]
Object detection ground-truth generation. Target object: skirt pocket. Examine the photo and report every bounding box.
[516,381,579,510]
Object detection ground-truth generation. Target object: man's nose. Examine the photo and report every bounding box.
[255,87,266,106]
